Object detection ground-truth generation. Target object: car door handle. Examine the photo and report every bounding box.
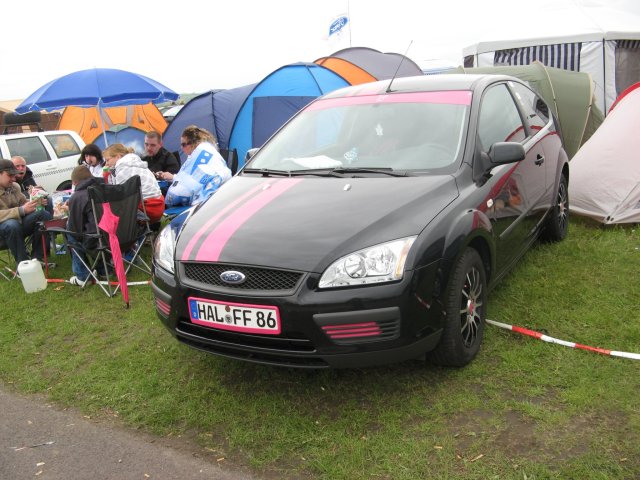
[535,155,545,166]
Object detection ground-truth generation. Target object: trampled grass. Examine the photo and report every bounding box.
[1,218,639,479]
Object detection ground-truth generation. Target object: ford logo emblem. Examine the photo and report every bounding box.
[220,270,246,285]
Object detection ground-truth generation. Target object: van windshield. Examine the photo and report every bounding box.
[248,91,471,175]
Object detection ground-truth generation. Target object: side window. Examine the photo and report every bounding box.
[509,82,549,131]
[46,133,81,158]
[5,136,51,165]
[478,84,526,151]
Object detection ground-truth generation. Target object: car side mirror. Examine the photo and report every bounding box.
[245,148,259,163]
[488,142,525,166]
[474,142,526,185]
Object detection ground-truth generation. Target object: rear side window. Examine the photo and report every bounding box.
[509,82,549,130]
[478,84,526,150]
[46,133,81,158]
[5,136,51,164]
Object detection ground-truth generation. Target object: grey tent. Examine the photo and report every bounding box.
[316,46,423,81]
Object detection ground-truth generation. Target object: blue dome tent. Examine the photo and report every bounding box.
[227,63,349,167]
[163,63,349,171]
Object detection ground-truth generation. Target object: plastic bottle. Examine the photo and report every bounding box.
[17,259,47,293]
[102,166,110,183]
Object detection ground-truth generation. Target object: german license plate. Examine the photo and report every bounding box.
[188,297,281,335]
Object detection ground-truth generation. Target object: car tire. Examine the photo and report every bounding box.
[541,173,569,242]
[427,248,486,367]
[56,180,72,192]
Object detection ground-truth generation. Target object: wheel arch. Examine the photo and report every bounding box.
[439,208,495,289]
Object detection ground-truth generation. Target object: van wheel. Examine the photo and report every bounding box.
[56,180,72,192]
[427,248,486,367]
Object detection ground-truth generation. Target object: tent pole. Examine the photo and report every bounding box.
[97,102,108,146]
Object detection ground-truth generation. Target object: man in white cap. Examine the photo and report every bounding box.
[0,158,52,264]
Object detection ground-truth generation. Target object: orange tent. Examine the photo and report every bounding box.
[57,103,168,144]
[314,57,376,85]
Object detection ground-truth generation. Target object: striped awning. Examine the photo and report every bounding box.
[494,43,582,71]
[617,40,640,49]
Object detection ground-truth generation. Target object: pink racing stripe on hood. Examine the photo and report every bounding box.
[194,178,303,262]
[181,182,267,261]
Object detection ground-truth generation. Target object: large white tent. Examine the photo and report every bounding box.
[462,2,640,114]
[568,83,640,224]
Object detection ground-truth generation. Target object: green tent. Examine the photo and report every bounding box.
[452,61,603,159]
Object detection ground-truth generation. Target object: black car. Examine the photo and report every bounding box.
[152,74,569,368]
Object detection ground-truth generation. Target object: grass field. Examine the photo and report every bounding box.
[1,218,639,479]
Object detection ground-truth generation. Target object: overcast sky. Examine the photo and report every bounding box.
[1,0,638,101]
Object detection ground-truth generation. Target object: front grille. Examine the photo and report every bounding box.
[176,320,328,368]
[181,262,304,294]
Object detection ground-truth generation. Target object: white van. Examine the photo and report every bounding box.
[0,130,85,193]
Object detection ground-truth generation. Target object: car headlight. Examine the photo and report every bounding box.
[153,225,176,274]
[319,236,416,288]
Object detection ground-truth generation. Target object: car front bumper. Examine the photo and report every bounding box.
[152,260,445,369]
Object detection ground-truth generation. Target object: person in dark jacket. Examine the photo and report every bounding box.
[11,156,37,193]
[65,165,104,286]
[142,131,180,175]
[11,155,54,220]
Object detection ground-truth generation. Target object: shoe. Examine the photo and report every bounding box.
[69,275,89,287]
[69,270,96,287]
[37,260,57,269]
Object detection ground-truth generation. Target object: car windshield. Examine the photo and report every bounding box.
[247,91,471,175]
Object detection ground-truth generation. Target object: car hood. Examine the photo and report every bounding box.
[176,175,458,271]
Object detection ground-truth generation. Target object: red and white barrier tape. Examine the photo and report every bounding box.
[487,319,640,360]
[46,278,150,286]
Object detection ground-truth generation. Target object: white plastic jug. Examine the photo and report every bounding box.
[17,259,47,293]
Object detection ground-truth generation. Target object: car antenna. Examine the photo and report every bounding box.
[386,40,413,93]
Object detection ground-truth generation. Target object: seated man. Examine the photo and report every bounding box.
[12,155,54,217]
[0,159,53,264]
[142,131,180,175]
[11,156,36,193]
[142,131,180,197]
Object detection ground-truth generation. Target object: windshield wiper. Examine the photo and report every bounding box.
[329,167,410,177]
[242,168,292,177]
[243,167,410,178]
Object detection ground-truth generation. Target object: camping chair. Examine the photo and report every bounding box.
[43,176,152,302]
[0,231,45,281]
[162,205,191,225]
[220,148,238,174]
[0,237,18,281]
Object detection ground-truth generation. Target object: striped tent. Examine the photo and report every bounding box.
[462,3,640,115]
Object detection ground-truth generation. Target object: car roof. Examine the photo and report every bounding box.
[323,73,518,99]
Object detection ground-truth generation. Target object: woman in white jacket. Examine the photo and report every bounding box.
[102,143,165,224]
